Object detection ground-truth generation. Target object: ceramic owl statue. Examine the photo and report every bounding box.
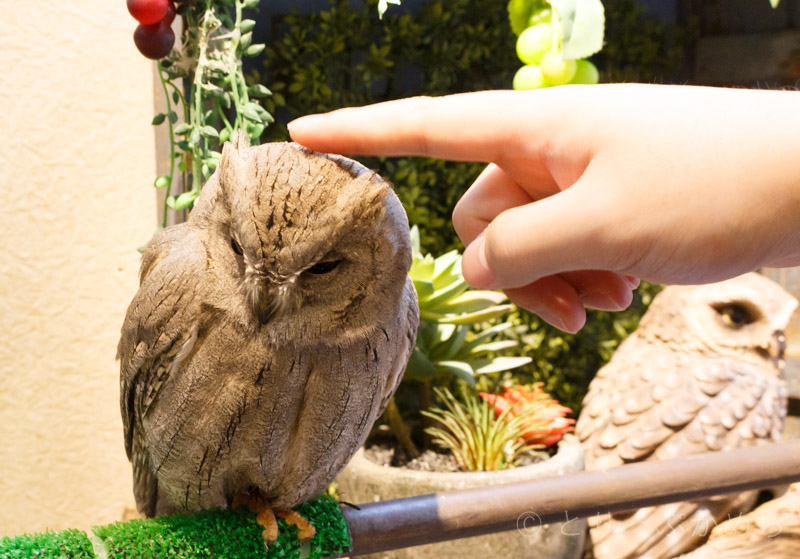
[118,137,419,538]
[677,483,800,559]
[576,273,797,559]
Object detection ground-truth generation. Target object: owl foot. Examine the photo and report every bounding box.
[232,494,316,543]
[275,508,316,541]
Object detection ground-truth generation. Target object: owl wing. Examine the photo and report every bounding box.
[376,278,419,418]
[576,336,786,559]
[117,225,206,516]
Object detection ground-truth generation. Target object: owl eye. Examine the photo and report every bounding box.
[306,260,342,275]
[231,237,243,256]
[714,302,758,328]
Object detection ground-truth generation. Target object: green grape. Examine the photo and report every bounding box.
[513,65,550,90]
[569,59,600,84]
[540,50,577,85]
[516,24,552,65]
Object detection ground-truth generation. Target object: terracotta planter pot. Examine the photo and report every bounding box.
[336,434,586,559]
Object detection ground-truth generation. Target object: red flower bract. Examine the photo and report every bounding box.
[480,384,575,448]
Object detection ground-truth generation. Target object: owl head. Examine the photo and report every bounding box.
[636,273,798,369]
[190,137,412,345]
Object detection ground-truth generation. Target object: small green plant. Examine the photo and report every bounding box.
[422,387,547,472]
[384,229,531,458]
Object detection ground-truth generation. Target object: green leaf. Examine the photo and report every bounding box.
[240,32,253,50]
[151,113,166,125]
[461,322,514,353]
[167,111,178,124]
[202,126,220,138]
[436,360,476,384]
[467,340,519,356]
[250,84,272,97]
[551,0,605,60]
[243,0,259,8]
[405,348,437,379]
[420,276,469,309]
[250,123,266,140]
[410,254,435,281]
[413,278,435,300]
[219,128,231,144]
[410,225,421,257]
[240,19,256,33]
[434,304,514,325]
[472,356,533,375]
[174,123,192,135]
[426,290,507,315]
[153,175,170,189]
[432,251,461,289]
[167,190,198,211]
[239,103,262,121]
[245,44,266,57]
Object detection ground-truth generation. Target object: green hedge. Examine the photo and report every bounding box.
[257,0,683,411]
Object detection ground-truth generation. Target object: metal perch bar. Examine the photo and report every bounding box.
[337,439,800,557]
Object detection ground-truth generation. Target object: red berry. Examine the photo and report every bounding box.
[127,0,169,26]
[162,1,176,25]
[133,21,175,60]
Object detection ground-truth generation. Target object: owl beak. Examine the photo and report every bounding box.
[247,280,279,325]
[255,294,277,325]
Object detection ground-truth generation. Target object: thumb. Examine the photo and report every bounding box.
[461,180,618,289]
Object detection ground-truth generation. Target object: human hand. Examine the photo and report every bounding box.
[288,85,800,332]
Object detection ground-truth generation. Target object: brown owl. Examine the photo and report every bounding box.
[576,273,797,559]
[118,137,419,540]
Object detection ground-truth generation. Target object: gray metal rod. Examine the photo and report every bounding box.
[338,439,800,556]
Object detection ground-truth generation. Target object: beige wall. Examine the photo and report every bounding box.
[0,2,156,536]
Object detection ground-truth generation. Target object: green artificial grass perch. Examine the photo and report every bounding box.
[0,495,351,559]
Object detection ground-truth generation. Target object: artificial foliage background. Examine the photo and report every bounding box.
[252,0,687,411]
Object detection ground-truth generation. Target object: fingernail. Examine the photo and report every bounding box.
[462,232,495,288]
[624,275,641,288]
[287,115,319,136]
[537,308,585,334]
[580,292,625,311]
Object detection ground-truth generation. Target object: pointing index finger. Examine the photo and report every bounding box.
[288,90,553,163]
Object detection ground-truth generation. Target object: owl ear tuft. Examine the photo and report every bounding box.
[220,132,249,192]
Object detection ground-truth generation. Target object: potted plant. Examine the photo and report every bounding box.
[336,229,586,559]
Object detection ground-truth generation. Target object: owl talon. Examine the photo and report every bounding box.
[232,494,314,543]
[276,508,317,541]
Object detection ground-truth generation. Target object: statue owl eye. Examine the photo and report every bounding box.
[231,237,243,256]
[306,260,342,275]
[714,302,758,328]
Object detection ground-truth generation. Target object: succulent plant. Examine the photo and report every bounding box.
[479,384,575,448]
[406,226,532,386]
[382,227,534,459]
[422,387,547,471]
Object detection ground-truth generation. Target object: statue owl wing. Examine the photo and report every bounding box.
[576,336,786,559]
[117,225,206,517]
[675,483,800,559]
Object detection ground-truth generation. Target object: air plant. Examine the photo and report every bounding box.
[422,387,548,472]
